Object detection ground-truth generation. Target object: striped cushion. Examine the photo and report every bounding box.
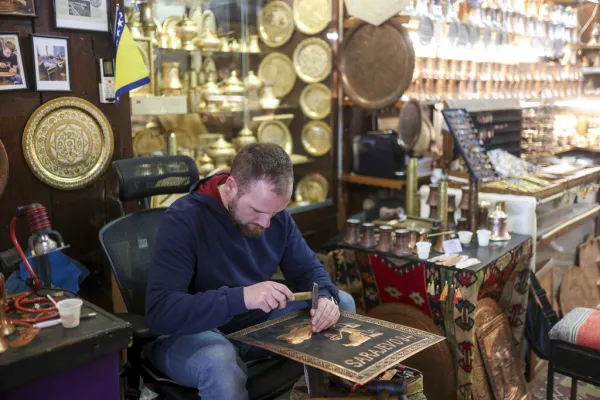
[549,308,600,351]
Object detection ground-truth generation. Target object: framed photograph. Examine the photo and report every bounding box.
[53,0,110,32]
[31,35,71,92]
[0,33,28,92]
[0,0,36,17]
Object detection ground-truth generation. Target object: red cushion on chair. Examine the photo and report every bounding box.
[549,308,600,351]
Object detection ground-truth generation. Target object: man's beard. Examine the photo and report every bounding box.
[227,197,265,238]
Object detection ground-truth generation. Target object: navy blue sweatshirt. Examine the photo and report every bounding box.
[145,176,339,336]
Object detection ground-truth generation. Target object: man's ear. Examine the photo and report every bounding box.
[225,176,238,197]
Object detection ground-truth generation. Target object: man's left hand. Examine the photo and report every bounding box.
[310,297,339,333]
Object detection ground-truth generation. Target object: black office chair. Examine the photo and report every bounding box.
[99,156,303,400]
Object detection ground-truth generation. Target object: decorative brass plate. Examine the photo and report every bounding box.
[299,83,331,119]
[258,52,297,98]
[258,0,295,48]
[257,119,293,155]
[340,19,415,109]
[295,173,328,203]
[301,121,331,157]
[293,0,331,35]
[293,38,332,83]
[23,97,114,190]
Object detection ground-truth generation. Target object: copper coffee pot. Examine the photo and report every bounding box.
[0,273,15,338]
[343,219,361,245]
[393,229,411,255]
[376,226,394,252]
[427,184,439,219]
[361,223,377,248]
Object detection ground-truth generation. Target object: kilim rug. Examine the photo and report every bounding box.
[530,366,600,399]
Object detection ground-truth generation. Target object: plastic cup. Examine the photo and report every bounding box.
[477,229,491,247]
[416,241,432,260]
[458,231,473,245]
[56,299,83,328]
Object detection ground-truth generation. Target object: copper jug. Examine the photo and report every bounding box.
[488,204,509,241]
[393,229,411,256]
[343,219,361,245]
[376,226,394,252]
[360,223,377,248]
[160,62,183,96]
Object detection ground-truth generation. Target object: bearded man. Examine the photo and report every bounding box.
[146,143,355,399]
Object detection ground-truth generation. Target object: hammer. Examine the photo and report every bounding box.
[293,282,319,309]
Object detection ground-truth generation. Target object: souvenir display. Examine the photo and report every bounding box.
[441,109,498,183]
[258,52,297,98]
[487,149,540,178]
[299,83,331,120]
[301,121,331,157]
[0,0,36,16]
[341,19,414,109]
[31,35,72,92]
[293,0,331,35]
[293,38,332,84]
[295,173,328,203]
[227,309,444,385]
[258,0,295,48]
[0,32,27,91]
[257,120,293,155]
[53,0,110,32]
[22,97,114,190]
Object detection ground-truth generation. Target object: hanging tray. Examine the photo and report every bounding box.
[23,97,114,190]
[340,18,415,110]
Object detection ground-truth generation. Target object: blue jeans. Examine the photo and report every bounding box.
[147,291,356,399]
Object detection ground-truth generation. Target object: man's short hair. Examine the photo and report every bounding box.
[2,40,16,52]
[230,143,293,197]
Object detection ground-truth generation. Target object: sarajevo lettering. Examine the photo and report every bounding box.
[344,334,418,368]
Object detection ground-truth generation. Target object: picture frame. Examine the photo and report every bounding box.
[0,0,37,17]
[31,34,72,92]
[0,32,28,92]
[53,0,110,33]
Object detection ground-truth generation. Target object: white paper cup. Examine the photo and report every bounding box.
[56,299,83,328]
[477,229,491,247]
[458,231,473,245]
[416,241,432,260]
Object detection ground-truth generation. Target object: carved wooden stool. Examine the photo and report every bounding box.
[547,307,600,400]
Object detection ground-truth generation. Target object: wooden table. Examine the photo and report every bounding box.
[0,300,131,400]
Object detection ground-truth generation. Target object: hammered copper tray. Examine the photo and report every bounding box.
[0,139,8,199]
[367,303,456,400]
[340,19,415,110]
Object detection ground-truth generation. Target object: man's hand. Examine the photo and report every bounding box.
[310,298,340,333]
[243,281,294,313]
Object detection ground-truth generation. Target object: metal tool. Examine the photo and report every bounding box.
[293,282,319,309]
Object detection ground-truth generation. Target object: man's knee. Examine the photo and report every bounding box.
[338,290,357,313]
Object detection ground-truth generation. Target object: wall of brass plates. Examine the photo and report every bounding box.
[126,0,338,247]
[0,0,133,309]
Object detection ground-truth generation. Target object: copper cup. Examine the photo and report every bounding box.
[360,223,377,248]
[408,229,420,251]
[427,184,439,218]
[343,219,361,245]
[393,229,411,255]
[376,225,394,252]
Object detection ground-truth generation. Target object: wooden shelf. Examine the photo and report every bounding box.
[537,204,600,247]
[340,173,405,189]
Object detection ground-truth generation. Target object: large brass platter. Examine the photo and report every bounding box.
[293,38,332,83]
[257,119,293,155]
[258,0,295,48]
[299,83,331,119]
[293,0,331,35]
[301,121,331,157]
[23,97,114,190]
[258,52,297,98]
[340,19,415,109]
[295,173,328,203]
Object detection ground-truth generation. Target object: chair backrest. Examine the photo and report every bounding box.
[99,208,165,315]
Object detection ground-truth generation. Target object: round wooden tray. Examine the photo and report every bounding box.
[0,139,8,199]
[341,18,415,110]
[367,303,456,400]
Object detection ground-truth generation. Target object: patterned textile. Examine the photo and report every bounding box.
[550,307,600,351]
[320,237,534,400]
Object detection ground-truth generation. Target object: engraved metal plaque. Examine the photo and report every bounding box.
[227,310,445,385]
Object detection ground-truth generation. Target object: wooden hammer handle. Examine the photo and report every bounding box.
[293,292,312,301]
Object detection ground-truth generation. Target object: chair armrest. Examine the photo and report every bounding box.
[115,312,155,340]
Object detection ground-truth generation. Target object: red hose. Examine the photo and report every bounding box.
[10,216,41,289]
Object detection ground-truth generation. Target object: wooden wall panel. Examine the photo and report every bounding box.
[0,0,132,308]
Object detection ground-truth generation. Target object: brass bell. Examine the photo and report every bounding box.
[160,62,183,96]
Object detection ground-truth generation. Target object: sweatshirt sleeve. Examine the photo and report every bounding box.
[279,211,339,302]
[145,209,247,336]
